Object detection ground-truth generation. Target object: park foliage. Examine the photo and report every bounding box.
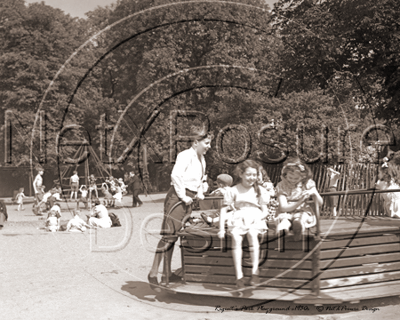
[0,0,399,183]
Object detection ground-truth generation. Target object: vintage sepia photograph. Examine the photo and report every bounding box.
[1,0,400,319]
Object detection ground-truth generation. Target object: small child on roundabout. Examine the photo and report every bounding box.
[275,156,323,241]
[376,160,400,218]
[201,174,233,226]
[217,160,270,289]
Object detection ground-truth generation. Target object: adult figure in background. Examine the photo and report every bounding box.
[33,168,44,202]
[129,171,143,207]
[148,127,212,291]
[124,172,130,194]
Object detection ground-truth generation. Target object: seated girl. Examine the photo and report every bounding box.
[218,160,269,289]
[46,203,62,232]
[275,157,323,241]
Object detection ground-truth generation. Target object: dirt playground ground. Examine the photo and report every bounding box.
[1,193,400,320]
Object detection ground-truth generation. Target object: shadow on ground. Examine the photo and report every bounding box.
[121,281,400,316]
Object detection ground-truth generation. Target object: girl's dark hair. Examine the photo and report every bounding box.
[189,125,213,142]
[258,165,271,183]
[234,160,261,198]
[281,156,313,183]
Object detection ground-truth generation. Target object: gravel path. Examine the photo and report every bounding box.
[1,194,399,319]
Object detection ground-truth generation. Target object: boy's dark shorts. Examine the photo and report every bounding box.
[161,187,196,237]
[71,183,79,192]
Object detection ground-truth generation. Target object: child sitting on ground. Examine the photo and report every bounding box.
[15,187,26,211]
[201,174,234,226]
[46,203,62,232]
[66,210,90,232]
[38,187,61,210]
[275,157,323,241]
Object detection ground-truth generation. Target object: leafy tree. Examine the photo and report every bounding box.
[0,0,91,168]
[272,0,400,123]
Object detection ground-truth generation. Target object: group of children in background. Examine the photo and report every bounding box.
[16,173,128,213]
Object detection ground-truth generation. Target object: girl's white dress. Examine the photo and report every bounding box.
[46,216,59,232]
[16,192,25,204]
[223,184,269,236]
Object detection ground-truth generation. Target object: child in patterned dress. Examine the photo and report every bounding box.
[275,157,323,241]
[376,161,400,218]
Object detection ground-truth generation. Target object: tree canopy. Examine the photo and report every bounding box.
[1,0,399,185]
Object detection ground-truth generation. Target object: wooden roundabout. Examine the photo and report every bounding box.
[156,189,400,305]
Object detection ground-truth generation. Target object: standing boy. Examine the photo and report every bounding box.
[326,167,340,217]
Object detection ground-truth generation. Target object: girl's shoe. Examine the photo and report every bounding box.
[148,274,161,292]
[160,273,182,286]
[236,277,245,290]
[250,274,260,286]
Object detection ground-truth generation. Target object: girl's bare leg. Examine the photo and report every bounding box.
[231,233,243,279]
[247,230,260,275]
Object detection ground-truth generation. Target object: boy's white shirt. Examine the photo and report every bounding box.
[327,168,340,187]
[70,174,79,183]
[171,147,206,201]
